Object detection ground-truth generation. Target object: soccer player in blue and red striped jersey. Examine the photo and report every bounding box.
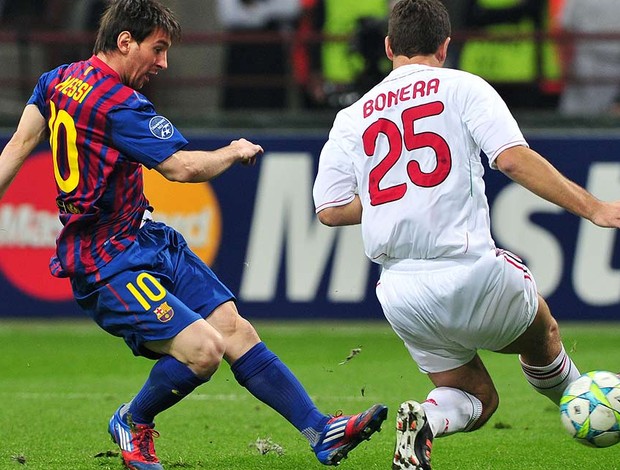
[0,1,387,469]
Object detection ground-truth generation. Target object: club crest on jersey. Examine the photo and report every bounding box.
[153,301,174,322]
[149,116,174,140]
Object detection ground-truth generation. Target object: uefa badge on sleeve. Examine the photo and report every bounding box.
[149,115,174,140]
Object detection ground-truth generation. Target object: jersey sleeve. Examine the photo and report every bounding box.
[107,104,188,169]
[313,112,358,212]
[27,69,58,115]
[460,74,528,169]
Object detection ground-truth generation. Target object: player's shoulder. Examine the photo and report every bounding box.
[445,67,494,91]
[102,86,154,115]
[330,102,363,139]
[438,66,490,88]
[122,90,154,109]
[37,62,72,87]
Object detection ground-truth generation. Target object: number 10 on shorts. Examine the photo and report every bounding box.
[126,272,166,310]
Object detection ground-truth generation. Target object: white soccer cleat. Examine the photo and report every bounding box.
[392,400,433,470]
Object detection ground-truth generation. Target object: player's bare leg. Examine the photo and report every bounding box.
[498,295,581,404]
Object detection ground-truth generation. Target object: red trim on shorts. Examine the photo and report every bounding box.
[500,250,533,282]
[106,283,130,311]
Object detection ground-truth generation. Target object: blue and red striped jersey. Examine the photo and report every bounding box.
[28,55,188,278]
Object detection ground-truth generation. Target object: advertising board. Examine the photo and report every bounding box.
[0,133,618,320]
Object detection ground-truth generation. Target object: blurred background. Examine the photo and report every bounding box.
[0,0,619,322]
[2,0,620,128]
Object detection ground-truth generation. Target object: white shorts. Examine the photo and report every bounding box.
[376,249,539,374]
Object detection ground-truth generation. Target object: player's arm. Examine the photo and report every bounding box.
[155,138,263,183]
[316,195,362,227]
[0,104,47,199]
[495,145,620,228]
[313,124,360,227]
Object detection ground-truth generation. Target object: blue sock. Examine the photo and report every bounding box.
[129,355,207,424]
[231,342,329,445]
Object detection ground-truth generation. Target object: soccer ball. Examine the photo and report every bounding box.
[560,370,620,448]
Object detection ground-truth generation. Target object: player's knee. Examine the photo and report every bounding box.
[191,353,223,379]
[526,305,562,364]
[209,303,260,346]
[235,316,260,344]
[189,333,226,379]
[537,296,561,342]
[547,317,560,344]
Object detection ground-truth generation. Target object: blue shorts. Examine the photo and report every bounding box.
[71,222,234,358]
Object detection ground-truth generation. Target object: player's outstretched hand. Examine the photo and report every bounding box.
[589,200,620,229]
[230,138,263,166]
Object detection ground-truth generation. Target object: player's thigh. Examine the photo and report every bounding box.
[464,249,540,352]
[377,250,537,373]
[497,294,562,365]
[170,242,236,317]
[377,261,478,373]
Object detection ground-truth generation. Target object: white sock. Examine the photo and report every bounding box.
[421,387,483,437]
[520,344,581,405]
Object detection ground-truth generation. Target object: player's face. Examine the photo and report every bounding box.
[125,28,171,89]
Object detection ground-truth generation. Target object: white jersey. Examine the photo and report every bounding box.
[313,64,528,263]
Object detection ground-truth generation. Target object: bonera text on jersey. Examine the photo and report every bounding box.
[363,78,440,119]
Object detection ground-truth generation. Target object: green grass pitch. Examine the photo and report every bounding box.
[0,319,618,469]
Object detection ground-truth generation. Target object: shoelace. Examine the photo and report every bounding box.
[134,427,161,462]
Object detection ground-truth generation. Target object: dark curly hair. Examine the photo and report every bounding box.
[93,0,181,54]
[388,0,451,58]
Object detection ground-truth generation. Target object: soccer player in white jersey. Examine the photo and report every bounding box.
[313,0,620,469]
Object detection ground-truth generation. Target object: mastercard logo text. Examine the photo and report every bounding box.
[0,151,72,301]
[143,169,222,266]
[0,152,222,303]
